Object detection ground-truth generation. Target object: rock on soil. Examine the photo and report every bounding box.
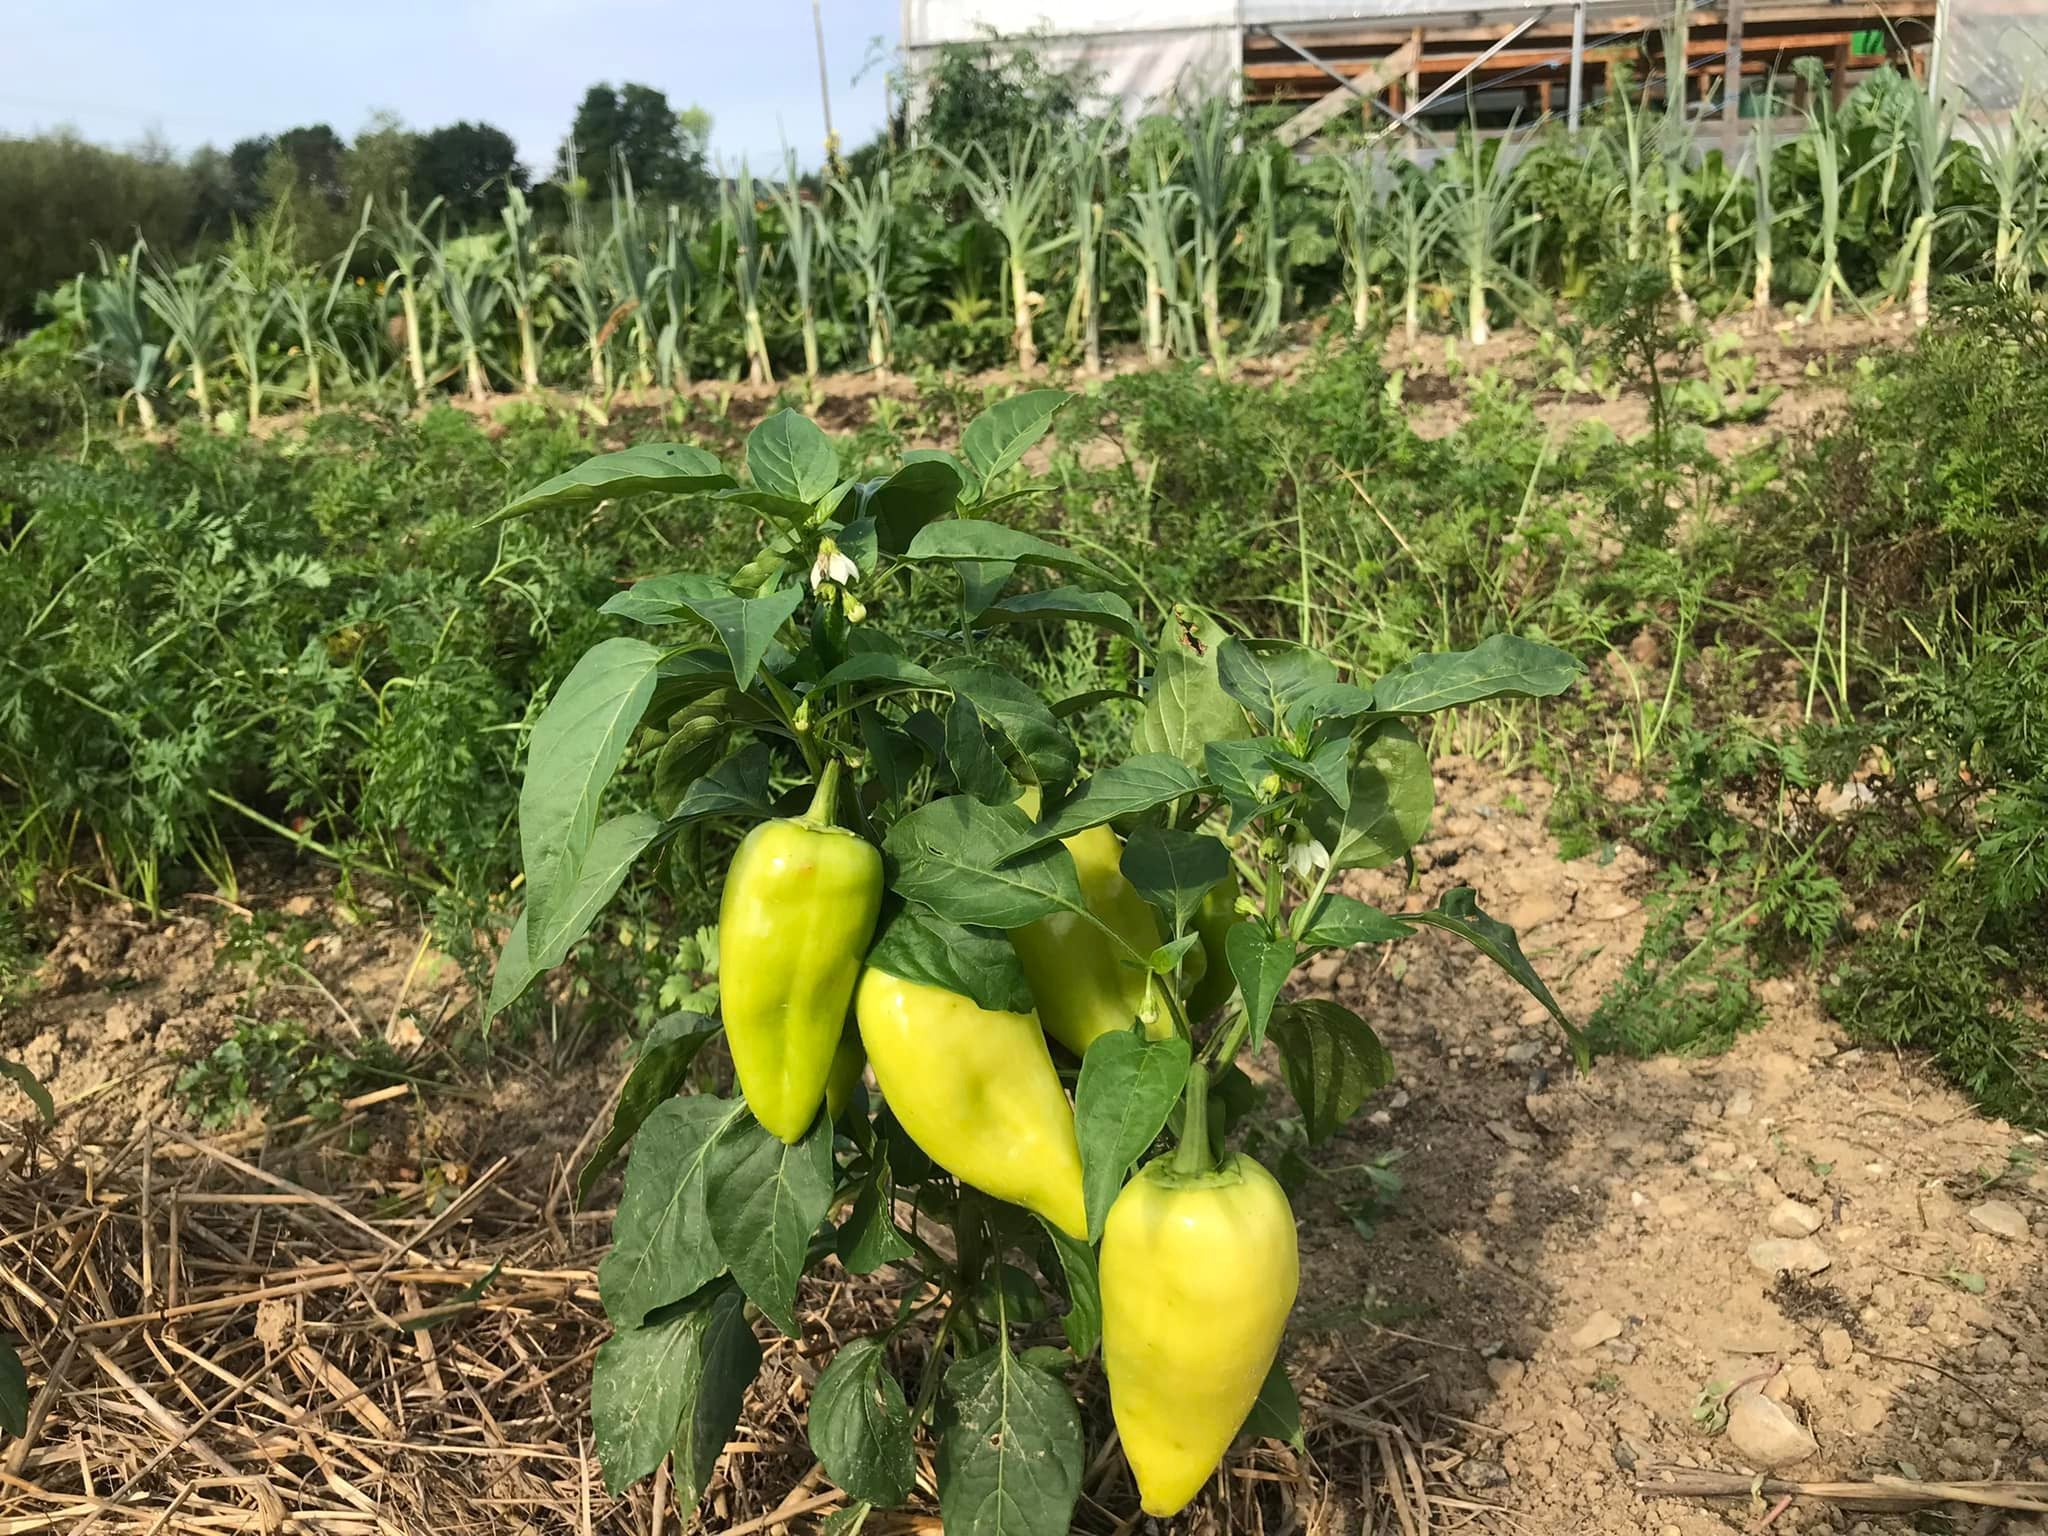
[1967,1200,2032,1240]
[1746,1237,1832,1276]
[1727,1390,1819,1468]
[1767,1198,1824,1237]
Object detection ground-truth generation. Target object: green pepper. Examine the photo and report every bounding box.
[1011,825,1166,1057]
[1181,881,1240,1023]
[1100,1068,1299,1516]
[855,965,1088,1239]
[719,762,882,1142]
[825,1028,867,1123]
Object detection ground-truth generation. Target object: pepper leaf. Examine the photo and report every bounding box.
[673,744,776,826]
[1215,638,1338,731]
[1370,633,1584,716]
[747,408,839,503]
[959,389,1072,485]
[906,520,1110,587]
[485,443,733,524]
[934,658,1079,792]
[598,1095,746,1327]
[489,812,664,1019]
[866,909,1036,1016]
[945,695,1019,805]
[1137,615,1247,774]
[885,797,1086,930]
[1307,723,1434,871]
[1226,925,1296,1050]
[1240,1356,1304,1450]
[837,1147,916,1274]
[1268,999,1394,1144]
[1009,755,1202,854]
[1296,893,1411,949]
[936,1341,1083,1536]
[981,588,1148,648]
[811,1337,916,1508]
[591,1280,760,1499]
[601,572,731,626]
[674,584,806,692]
[1397,887,1588,1065]
[576,1013,723,1205]
[1039,1221,1102,1358]
[1074,1031,1192,1241]
[2,1058,54,1125]
[0,1337,27,1437]
[866,458,965,553]
[704,1110,837,1336]
[1204,737,1280,834]
[1119,826,1230,937]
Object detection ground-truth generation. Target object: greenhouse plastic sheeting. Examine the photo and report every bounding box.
[1945,0,2048,111]
[903,0,1239,113]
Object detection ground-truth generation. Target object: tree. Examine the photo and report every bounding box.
[275,125,349,210]
[414,121,527,226]
[555,83,712,206]
[345,111,418,217]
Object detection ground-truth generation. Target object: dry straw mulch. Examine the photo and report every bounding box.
[1,1084,1487,1535]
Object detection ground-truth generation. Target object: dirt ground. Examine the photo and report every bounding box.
[8,332,2043,1533]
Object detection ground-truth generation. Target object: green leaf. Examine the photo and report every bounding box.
[867,459,965,553]
[0,1336,26,1438]
[837,1148,916,1273]
[959,389,1072,485]
[885,798,1086,930]
[1226,925,1296,1050]
[1206,737,1280,833]
[958,559,1017,616]
[1137,616,1247,774]
[946,695,1019,805]
[488,812,663,1019]
[653,720,730,816]
[747,409,839,502]
[486,443,733,523]
[520,637,663,956]
[974,1263,1050,1324]
[936,1341,1083,1536]
[1283,682,1384,734]
[860,707,926,800]
[673,743,776,826]
[591,1280,760,1499]
[1297,893,1410,949]
[598,1096,746,1327]
[704,1111,837,1336]
[1074,1031,1192,1240]
[1011,755,1202,853]
[1398,888,1588,1065]
[982,588,1147,647]
[935,659,1079,793]
[811,1337,916,1507]
[717,487,818,532]
[906,521,1109,586]
[601,572,730,626]
[1,1059,53,1125]
[1309,723,1434,871]
[1275,736,1353,811]
[1119,827,1230,936]
[1370,633,1584,715]
[675,584,805,692]
[901,446,980,503]
[1040,1222,1101,1358]
[577,1013,723,1205]
[1216,638,1338,731]
[813,654,949,694]
[866,909,1036,1015]
[1240,1357,1304,1450]
[1268,999,1394,1144]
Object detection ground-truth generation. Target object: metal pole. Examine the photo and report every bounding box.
[1927,0,1947,94]
[812,0,838,163]
[1567,0,1587,133]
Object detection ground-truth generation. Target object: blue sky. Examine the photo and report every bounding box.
[1,0,902,172]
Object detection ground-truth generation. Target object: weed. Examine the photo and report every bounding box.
[175,1018,397,1128]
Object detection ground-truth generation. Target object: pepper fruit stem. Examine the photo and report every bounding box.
[802,758,843,828]
[1173,1060,1213,1176]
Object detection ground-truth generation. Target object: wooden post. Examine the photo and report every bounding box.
[1723,0,1745,153]
[1830,41,1851,107]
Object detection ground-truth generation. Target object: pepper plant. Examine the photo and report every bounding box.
[487,393,1586,1530]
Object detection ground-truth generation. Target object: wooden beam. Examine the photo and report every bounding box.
[1273,38,1422,146]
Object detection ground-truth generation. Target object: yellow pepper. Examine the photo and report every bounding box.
[854,966,1087,1239]
[719,763,882,1142]
[1100,1071,1299,1517]
[1010,825,1165,1057]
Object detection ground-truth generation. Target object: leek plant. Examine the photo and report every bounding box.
[1658,2,1696,323]
[606,158,661,388]
[84,240,165,429]
[139,255,222,419]
[1118,174,1192,365]
[1333,151,1381,335]
[1382,168,1446,344]
[1745,83,1785,322]
[656,205,700,390]
[1065,123,1114,373]
[498,187,545,391]
[1890,74,1963,327]
[276,202,372,413]
[1179,97,1245,369]
[1602,64,1657,264]
[377,193,445,404]
[769,145,825,378]
[832,168,897,377]
[562,166,613,392]
[1440,124,1536,345]
[724,160,773,384]
[939,128,1063,372]
[1795,58,1861,326]
[1980,82,2048,288]
[219,219,291,425]
[433,235,504,401]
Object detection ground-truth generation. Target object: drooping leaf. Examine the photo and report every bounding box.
[886,797,1088,930]
[959,389,1072,485]
[936,1341,1084,1536]
[1010,755,1202,854]
[673,584,806,691]
[866,459,965,553]
[673,743,777,826]
[1268,999,1394,1144]
[1297,893,1410,949]
[1039,1221,1101,1358]
[489,812,664,1018]
[601,572,731,626]
[982,588,1148,648]
[591,1280,760,1499]
[577,1013,724,1204]
[901,446,980,504]
[811,1337,917,1507]
[486,443,733,524]
[1240,1356,1304,1450]
[1309,723,1434,871]
[812,654,949,694]
[1216,638,1339,731]
[747,408,840,502]
[1273,735,1353,811]
[598,1096,746,1327]
[837,1148,916,1274]
[866,909,1036,1016]
[1119,826,1230,936]
[946,695,1019,805]
[1283,682,1384,734]
[1074,1031,1192,1240]
[1398,887,1588,1065]
[519,638,663,955]
[935,658,1079,793]
[704,1111,837,1336]
[1370,633,1584,715]
[1137,615,1247,774]
[1226,925,1296,1050]
[906,521,1110,586]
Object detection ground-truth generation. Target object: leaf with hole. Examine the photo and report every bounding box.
[936,1340,1083,1536]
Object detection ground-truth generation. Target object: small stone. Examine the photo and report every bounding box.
[1769,1199,1825,1238]
[1727,1389,1819,1468]
[1725,1089,1755,1118]
[1486,1119,1540,1152]
[1967,1201,2030,1241]
[1748,1237,1831,1276]
[1570,1311,1625,1351]
[1820,1326,1856,1367]
[1456,1457,1510,1489]
[1977,1334,2014,1369]
[1487,1358,1526,1390]
[1503,1041,1545,1065]
[1849,1396,1888,1434]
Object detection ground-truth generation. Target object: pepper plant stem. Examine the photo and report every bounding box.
[1173,1061,1213,1176]
[803,758,843,827]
